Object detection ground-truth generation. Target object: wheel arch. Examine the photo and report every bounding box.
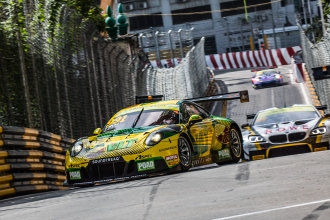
[179,132,194,153]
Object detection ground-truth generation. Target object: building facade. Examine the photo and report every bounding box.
[100,0,320,54]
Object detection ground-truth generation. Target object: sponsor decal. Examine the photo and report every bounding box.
[91,156,120,164]
[265,125,309,134]
[191,157,212,166]
[106,138,137,152]
[165,154,178,161]
[69,171,81,180]
[68,164,80,168]
[159,146,177,152]
[137,161,155,171]
[218,149,230,160]
[135,154,153,160]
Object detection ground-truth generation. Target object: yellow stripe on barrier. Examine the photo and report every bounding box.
[0,151,8,159]
[0,187,16,197]
[24,128,39,136]
[0,175,14,184]
[0,183,11,190]
[0,140,3,147]
[0,159,5,164]
[0,164,10,172]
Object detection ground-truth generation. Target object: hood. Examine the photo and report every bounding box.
[73,124,182,159]
[250,118,319,136]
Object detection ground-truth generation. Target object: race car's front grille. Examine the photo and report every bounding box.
[89,162,126,179]
[288,132,306,142]
[269,135,287,143]
[268,145,311,158]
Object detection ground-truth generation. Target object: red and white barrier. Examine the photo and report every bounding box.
[292,57,305,83]
[205,46,301,70]
[149,46,302,70]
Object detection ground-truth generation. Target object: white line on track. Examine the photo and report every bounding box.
[271,88,275,107]
[299,82,310,104]
[213,199,330,220]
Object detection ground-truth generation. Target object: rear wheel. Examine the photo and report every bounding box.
[178,136,192,171]
[229,127,243,163]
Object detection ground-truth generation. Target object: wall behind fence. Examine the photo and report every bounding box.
[0,126,74,198]
[298,16,330,113]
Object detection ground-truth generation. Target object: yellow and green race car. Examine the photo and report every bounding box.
[65,91,249,186]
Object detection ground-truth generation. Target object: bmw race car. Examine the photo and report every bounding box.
[251,69,283,89]
[241,104,330,161]
[65,91,250,186]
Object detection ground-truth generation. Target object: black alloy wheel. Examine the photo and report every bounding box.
[178,136,192,171]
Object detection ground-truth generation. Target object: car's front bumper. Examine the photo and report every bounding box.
[244,141,329,161]
[66,158,180,186]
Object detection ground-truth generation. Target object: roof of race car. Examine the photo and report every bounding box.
[115,100,181,116]
[256,69,278,76]
[256,105,317,116]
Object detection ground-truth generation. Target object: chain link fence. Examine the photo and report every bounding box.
[297,15,330,114]
[0,4,211,139]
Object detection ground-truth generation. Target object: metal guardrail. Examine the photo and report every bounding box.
[0,126,74,198]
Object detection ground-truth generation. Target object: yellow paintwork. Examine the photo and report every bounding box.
[265,143,313,158]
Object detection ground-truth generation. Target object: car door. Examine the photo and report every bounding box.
[181,102,213,158]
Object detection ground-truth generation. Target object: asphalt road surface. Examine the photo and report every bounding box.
[0,66,329,220]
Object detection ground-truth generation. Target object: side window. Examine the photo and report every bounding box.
[195,105,210,118]
[181,102,205,123]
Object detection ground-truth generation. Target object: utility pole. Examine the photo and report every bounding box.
[270,13,278,49]
[319,0,326,37]
[224,17,232,52]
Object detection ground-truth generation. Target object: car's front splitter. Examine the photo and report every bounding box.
[245,142,329,161]
[66,159,181,186]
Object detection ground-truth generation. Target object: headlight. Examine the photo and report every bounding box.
[311,127,327,135]
[248,135,266,143]
[145,131,164,146]
[255,78,260,82]
[275,74,281,79]
[70,141,83,157]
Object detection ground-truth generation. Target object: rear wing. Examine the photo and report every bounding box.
[135,95,164,104]
[316,105,327,111]
[246,114,256,119]
[185,90,249,117]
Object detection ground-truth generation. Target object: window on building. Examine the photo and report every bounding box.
[220,0,272,17]
[129,13,163,31]
[194,36,217,55]
[172,5,212,25]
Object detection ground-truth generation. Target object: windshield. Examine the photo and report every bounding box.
[103,109,179,132]
[253,109,319,126]
[256,70,276,76]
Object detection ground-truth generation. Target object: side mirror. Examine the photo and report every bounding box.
[278,71,281,74]
[93,128,102,135]
[252,75,256,78]
[241,123,249,129]
[188,115,203,125]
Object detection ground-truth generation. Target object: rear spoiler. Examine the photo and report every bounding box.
[316,105,327,110]
[185,90,249,103]
[135,95,164,104]
[246,114,256,119]
[186,90,249,117]
[251,66,277,72]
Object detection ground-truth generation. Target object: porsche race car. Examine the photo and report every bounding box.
[251,69,283,89]
[241,104,330,160]
[65,91,250,186]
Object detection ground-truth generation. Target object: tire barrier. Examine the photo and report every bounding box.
[0,126,75,199]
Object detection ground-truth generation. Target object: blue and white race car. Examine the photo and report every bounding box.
[251,69,283,89]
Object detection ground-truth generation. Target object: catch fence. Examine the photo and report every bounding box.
[0,4,211,139]
[297,15,330,113]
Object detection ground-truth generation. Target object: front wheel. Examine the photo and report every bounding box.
[178,136,192,171]
[229,126,243,163]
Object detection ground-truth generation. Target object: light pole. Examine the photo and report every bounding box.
[223,17,232,52]
[269,13,278,49]
[318,0,326,37]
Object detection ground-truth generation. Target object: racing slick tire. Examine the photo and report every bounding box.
[178,136,192,172]
[229,126,243,163]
